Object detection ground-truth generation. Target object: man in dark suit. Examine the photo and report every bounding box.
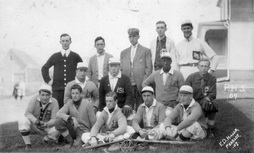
[99,58,133,118]
[87,37,113,87]
[41,33,83,108]
[120,28,152,111]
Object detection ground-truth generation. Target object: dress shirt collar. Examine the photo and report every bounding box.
[131,43,139,49]
[75,76,89,84]
[97,51,105,57]
[157,35,166,43]
[160,68,174,75]
[199,72,209,81]
[184,35,193,42]
[141,98,157,108]
[61,49,70,56]
[109,71,122,79]
[180,98,196,111]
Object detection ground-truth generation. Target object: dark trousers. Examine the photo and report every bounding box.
[52,90,64,108]
[132,85,143,111]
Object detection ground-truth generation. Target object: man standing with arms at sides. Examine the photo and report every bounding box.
[41,33,83,108]
[185,59,218,138]
[64,62,99,113]
[150,21,177,71]
[121,28,152,111]
[176,20,219,80]
[142,52,184,109]
[99,58,133,118]
[87,36,113,87]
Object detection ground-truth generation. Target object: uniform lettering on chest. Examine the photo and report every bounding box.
[192,51,201,60]
[116,87,124,93]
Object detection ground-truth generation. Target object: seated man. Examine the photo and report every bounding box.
[64,62,99,112]
[132,86,166,140]
[18,84,59,150]
[185,59,218,137]
[99,58,133,118]
[82,92,133,146]
[55,84,96,147]
[163,85,207,141]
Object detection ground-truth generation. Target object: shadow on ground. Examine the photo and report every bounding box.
[0,99,253,153]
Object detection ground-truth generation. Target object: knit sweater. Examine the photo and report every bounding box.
[25,95,59,128]
[132,100,166,132]
[41,51,83,90]
[56,99,96,132]
[90,106,127,137]
[64,79,99,107]
[99,74,133,111]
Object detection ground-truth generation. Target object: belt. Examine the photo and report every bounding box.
[180,63,198,67]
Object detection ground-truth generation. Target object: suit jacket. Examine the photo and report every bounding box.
[120,44,152,91]
[150,36,177,71]
[99,73,132,111]
[87,52,113,86]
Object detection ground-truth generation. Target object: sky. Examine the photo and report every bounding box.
[0,0,220,65]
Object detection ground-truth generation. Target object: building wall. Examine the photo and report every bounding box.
[231,0,254,22]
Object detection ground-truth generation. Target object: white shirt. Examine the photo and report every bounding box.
[144,99,157,127]
[109,71,121,91]
[75,77,89,89]
[130,44,138,64]
[97,53,105,80]
[180,98,195,120]
[160,68,174,86]
[61,49,70,57]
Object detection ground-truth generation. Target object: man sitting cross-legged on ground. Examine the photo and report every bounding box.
[163,85,207,141]
[55,84,96,148]
[184,59,218,137]
[131,86,166,140]
[82,91,134,146]
[18,84,59,150]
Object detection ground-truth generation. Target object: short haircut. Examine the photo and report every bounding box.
[105,91,117,101]
[60,33,71,41]
[94,36,105,44]
[198,59,210,66]
[156,21,167,28]
[71,84,82,93]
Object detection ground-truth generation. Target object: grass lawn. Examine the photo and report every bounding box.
[0,99,253,153]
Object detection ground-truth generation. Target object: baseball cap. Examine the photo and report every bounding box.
[39,84,52,94]
[179,85,193,94]
[160,52,172,59]
[77,62,88,69]
[108,58,120,65]
[181,19,193,27]
[141,86,154,94]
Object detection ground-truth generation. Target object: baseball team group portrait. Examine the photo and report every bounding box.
[0,0,253,153]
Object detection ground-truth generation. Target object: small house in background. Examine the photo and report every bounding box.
[0,49,43,97]
[197,0,254,98]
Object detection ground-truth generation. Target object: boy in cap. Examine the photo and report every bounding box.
[64,62,99,113]
[163,85,207,141]
[18,84,59,150]
[55,84,96,147]
[150,21,177,71]
[175,20,219,79]
[99,58,133,118]
[142,52,184,109]
[132,86,166,140]
[121,28,152,111]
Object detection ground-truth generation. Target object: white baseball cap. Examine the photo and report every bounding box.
[141,86,154,94]
[160,52,172,59]
[77,62,88,69]
[181,19,193,27]
[179,85,193,94]
[39,84,52,94]
[108,58,120,65]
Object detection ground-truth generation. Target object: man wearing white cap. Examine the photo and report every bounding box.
[99,58,133,118]
[132,86,166,140]
[121,28,152,112]
[18,84,59,150]
[142,52,184,108]
[150,21,177,71]
[175,20,219,80]
[87,36,113,87]
[163,85,207,141]
[64,62,99,112]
